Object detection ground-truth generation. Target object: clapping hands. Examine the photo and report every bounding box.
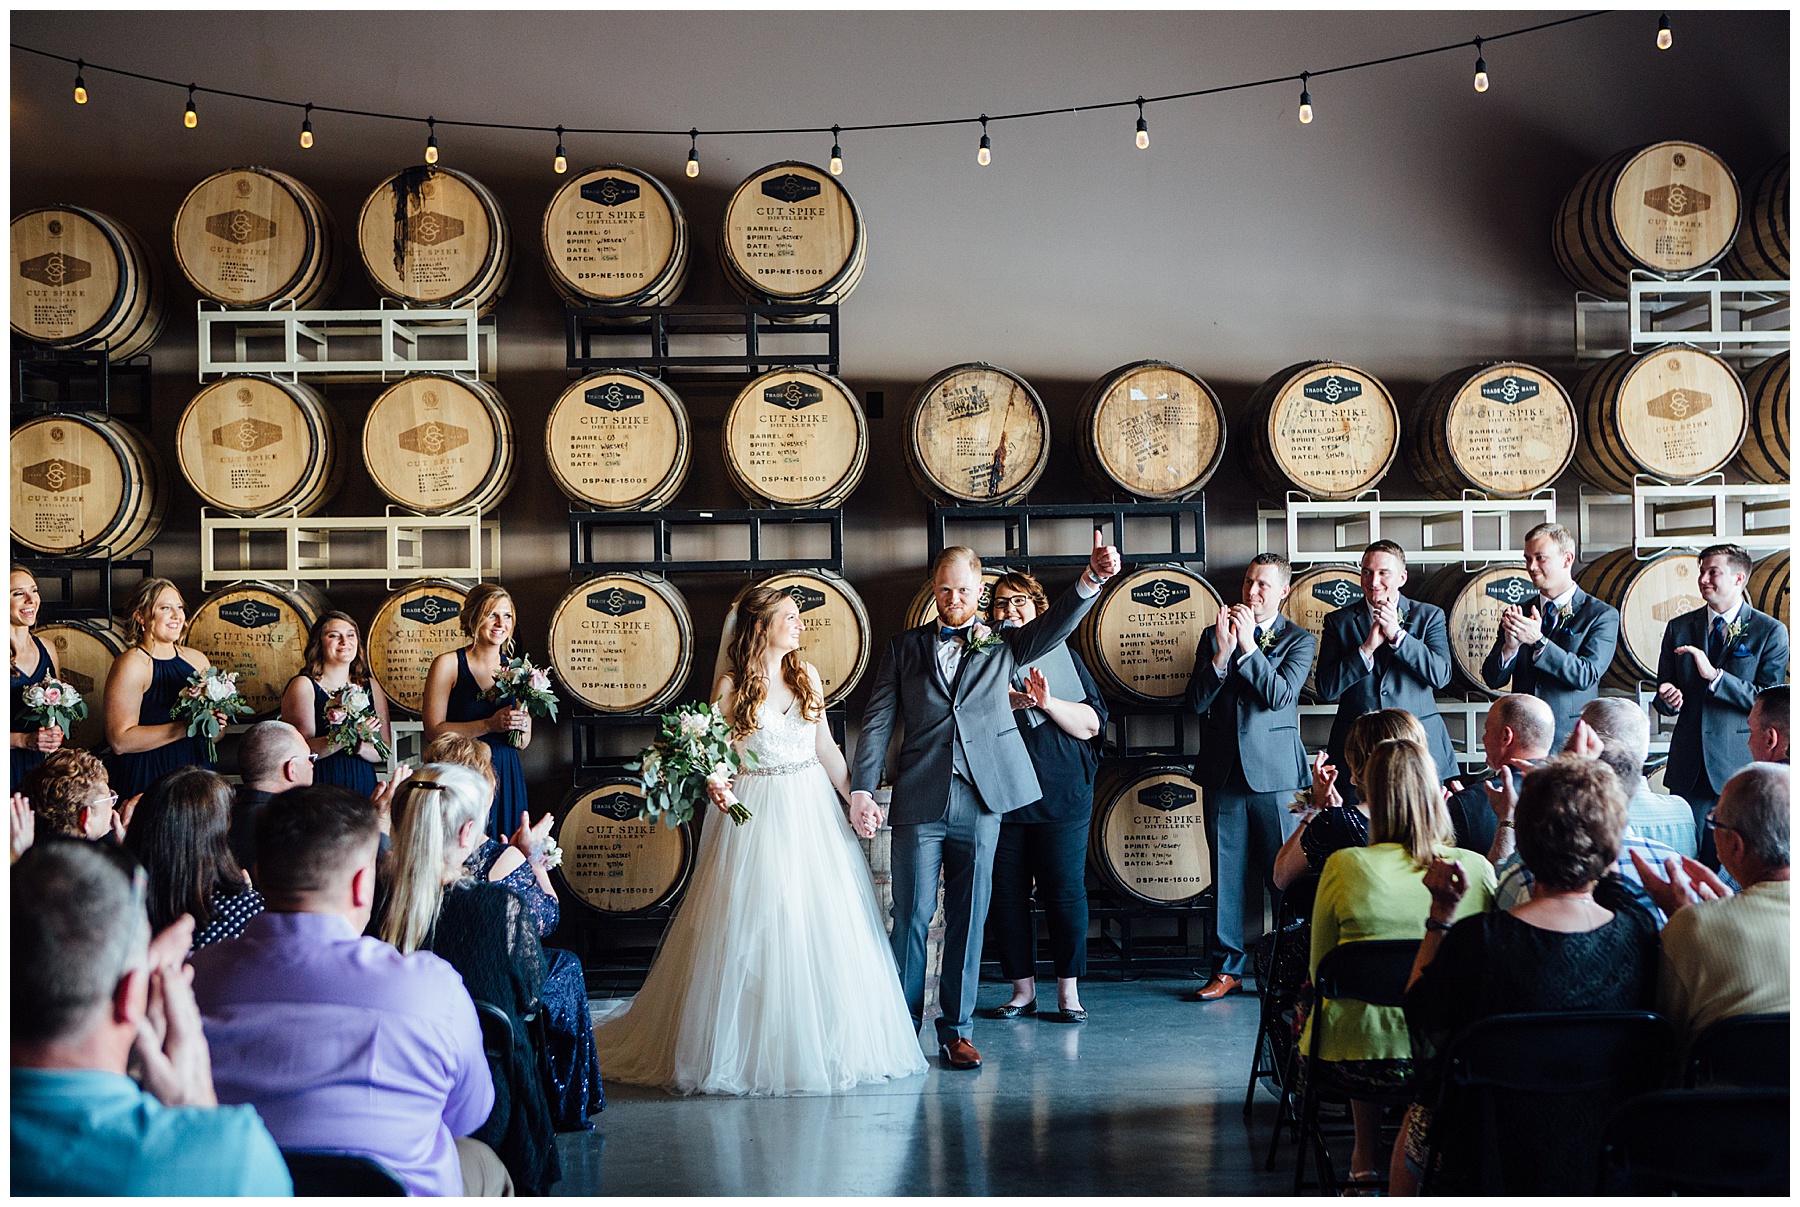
[1630,849,1733,917]
[1008,666,1051,712]
[1307,750,1341,814]
[1422,857,1469,922]
[131,915,217,1108]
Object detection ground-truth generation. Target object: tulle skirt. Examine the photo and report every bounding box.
[592,762,928,1096]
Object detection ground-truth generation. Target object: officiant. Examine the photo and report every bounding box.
[981,572,1109,1026]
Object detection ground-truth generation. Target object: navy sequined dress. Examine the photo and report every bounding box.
[107,652,214,799]
[11,635,52,791]
[469,839,603,1130]
[445,649,529,837]
[305,678,379,797]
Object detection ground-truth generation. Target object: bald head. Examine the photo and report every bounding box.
[1483,694,1555,765]
[238,721,312,793]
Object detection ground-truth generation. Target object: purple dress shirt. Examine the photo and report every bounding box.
[191,911,494,1197]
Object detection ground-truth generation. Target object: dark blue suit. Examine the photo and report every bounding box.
[1316,598,1460,784]
[1480,587,1620,750]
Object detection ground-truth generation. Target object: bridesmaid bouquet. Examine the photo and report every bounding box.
[628,702,757,828]
[170,666,254,762]
[322,683,393,762]
[19,676,87,736]
[483,656,559,748]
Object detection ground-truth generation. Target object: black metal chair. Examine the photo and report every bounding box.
[1598,1087,1789,1195]
[1686,1012,1789,1088]
[476,999,518,1061]
[1417,1010,1674,1196]
[1291,938,1421,1195]
[281,1150,407,1196]
[1244,874,1316,1163]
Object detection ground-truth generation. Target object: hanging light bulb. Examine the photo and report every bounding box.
[977,115,991,166]
[1473,40,1489,92]
[73,60,87,105]
[299,104,314,149]
[1297,73,1313,125]
[553,126,567,174]
[1135,98,1149,150]
[425,117,439,164]
[686,129,700,178]
[829,126,843,176]
[1657,13,1672,49]
[184,85,198,129]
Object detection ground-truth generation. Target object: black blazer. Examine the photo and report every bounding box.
[1480,587,1620,749]
[1315,597,1460,783]
[1008,649,1108,825]
[1655,603,1790,797]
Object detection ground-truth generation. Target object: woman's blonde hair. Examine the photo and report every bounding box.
[422,733,497,798]
[724,585,822,738]
[379,763,491,954]
[122,577,183,647]
[1343,708,1429,785]
[1361,738,1454,868]
[459,583,515,655]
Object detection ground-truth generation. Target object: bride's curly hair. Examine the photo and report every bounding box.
[724,586,823,737]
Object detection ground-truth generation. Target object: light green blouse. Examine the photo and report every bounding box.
[1302,842,1497,1063]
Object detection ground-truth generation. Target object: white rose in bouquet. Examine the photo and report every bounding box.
[528,668,552,693]
[204,673,238,703]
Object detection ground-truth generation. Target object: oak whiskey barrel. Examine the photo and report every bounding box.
[1281,564,1364,702]
[719,162,866,308]
[1089,763,1212,906]
[904,568,1010,630]
[723,369,867,508]
[1578,549,1703,689]
[904,364,1050,504]
[35,620,125,751]
[363,374,515,514]
[367,579,472,715]
[742,570,871,706]
[176,376,346,516]
[1405,363,1577,498]
[1074,361,1227,500]
[184,581,328,717]
[1415,564,1540,697]
[1730,354,1789,485]
[548,573,693,714]
[1553,141,1742,298]
[545,371,690,510]
[173,167,340,308]
[1571,346,1748,493]
[10,414,166,557]
[1239,361,1400,501]
[552,778,693,915]
[1749,551,1789,630]
[12,206,166,361]
[1074,564,1224,705]
[357,166,512,313]
[542,164,688,307]
[1721,154,1789,282]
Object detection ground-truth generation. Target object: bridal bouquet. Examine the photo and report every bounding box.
[322,682,393,763]
[170,666,254,762]
[18,675,87,737]
[628,702,757,829]
[482,656,560,748]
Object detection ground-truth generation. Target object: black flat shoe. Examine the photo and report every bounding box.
[1044,1006,1087,1024]
[982,1000,1038,1020]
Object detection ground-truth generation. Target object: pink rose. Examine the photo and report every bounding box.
[971,623,992,643]
[42,687,61,705]
[325,707,347,725]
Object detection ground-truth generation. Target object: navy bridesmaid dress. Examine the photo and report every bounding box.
[445,648,529,837]
[306,678,379,797]
[11,634,53,791]
[107,652,213,799]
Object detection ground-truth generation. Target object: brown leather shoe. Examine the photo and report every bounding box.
[1190,973,1244,1001]
[939,1038,983,1070]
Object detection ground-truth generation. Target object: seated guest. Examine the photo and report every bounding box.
[422,734,604,1130]
[227,721,313,877]
[1633,763,1790,1048]
[1393,754,1660,1194]
[121,767,263,952]
[1304,738,1495,1188]
[20,748,119,842]
[1273,708,1427,891]
[1750,684,1789,763]
[193,783,508,1196]
[11,842,292,1195]
[383,765,561,1193]
[1443,693,1553,858]
[1572,695,1694,856]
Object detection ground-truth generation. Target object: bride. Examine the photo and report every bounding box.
[592,585,928,1095]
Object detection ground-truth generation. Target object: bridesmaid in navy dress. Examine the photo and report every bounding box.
[281,611,391,797]
[421,582,531,837]
[103,579,220,799]
[11,567,66,791]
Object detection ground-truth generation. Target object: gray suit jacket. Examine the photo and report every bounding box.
[1316,597,1460,782]
[1480,587,1621,748]
[851,581,1098,826]
[1655,603,1790,798]
[1185,614,1315,794]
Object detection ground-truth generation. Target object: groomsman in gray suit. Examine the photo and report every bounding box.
[1184,553,1316,1001]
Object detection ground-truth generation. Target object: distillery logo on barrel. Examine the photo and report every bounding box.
[219,600,279,630]
[204,210,277,245]
[398,419,469,456]
[589,791,645,822]
[765,381,824,411]
[403,211,464,247]
[1646,387,1713,422]
[587,587,646,617]
[761,174,823,204]
[1480,376,1541,404]
[1129,579,1192,609]
[1652,595,1705,622]
[1302,375,1362,404]
[1137,781,1199,812]
[939,383,991,422]
[19,251,91,288]
[1313,579,1364,608]
[585,382,646,412]
[22,459,90,494]
[399,596,462,626]
[1643,183,1712,217]
[581,177,641,207]
[785,585,828,613]
[212,418,283,453]
[1484,577,1536,607]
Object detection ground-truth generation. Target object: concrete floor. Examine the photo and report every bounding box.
[553,977,1299,1196]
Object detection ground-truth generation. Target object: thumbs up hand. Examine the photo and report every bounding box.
[1087,528,1121,583]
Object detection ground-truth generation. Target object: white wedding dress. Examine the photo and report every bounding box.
[592,699,928,1095]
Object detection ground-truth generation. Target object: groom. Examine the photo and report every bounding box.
[851,532,1121,1069]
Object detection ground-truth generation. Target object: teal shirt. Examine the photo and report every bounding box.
[11,1068,293,1197]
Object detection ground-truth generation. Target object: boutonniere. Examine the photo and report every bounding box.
[1395,604,1408,627]
[965,622,1004,655]
[1548,601,1571,628]
[1722,618,1748,649]
[1257,626,1279,653]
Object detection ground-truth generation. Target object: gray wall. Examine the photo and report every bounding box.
[11,10,1789,811]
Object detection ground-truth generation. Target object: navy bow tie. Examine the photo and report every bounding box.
[939,625,971,643]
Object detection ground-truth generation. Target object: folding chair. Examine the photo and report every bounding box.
[1686,1012,1789,1088]
[1598,1087,1789,1195]
[1245,873,1317,1125]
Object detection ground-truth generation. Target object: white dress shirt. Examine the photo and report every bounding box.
[1703,598,1746,693]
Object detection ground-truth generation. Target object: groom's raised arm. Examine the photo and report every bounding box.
[850,634,903,797]
[1007,529,1120,664]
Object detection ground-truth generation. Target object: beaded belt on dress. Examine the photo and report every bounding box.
[738,756,821,778]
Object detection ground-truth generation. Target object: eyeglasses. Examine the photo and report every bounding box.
[90,791,120,811]
[989,595,1032,614]
[1704,815,1740,834]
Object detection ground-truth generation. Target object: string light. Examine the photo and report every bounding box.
[553,125,567,174]
[1473,39,1489,92]
[299,103,314,148]
[1657,13,1672,50]
[183,84,197,129]
[424,116,438,164]
[73,59,86,104]
[685,129,699,177]
[977,115,991,166]
[1135,98,1149,149]
[1297,73,1313,124]
[829,125,843,176]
